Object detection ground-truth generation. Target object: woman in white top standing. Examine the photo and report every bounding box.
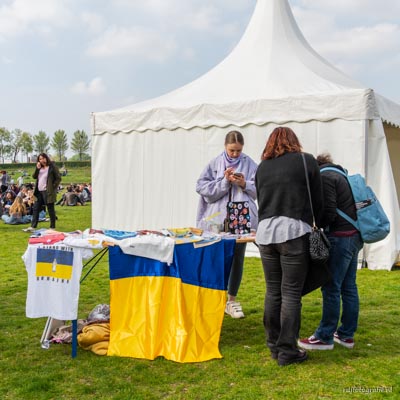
[24,153,61,232]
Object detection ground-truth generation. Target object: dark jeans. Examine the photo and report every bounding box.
[32,191,56,229]
[259,235,309,357]
[227,242,246,297]
[314,234,363,342]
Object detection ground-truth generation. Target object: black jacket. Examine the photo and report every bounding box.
[256,152,323,227]
[33,162,61,204]
[319,162,357,232]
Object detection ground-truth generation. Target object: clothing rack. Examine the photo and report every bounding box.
[40,246,109,358]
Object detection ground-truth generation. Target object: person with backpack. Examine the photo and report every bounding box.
[298,153,363,351]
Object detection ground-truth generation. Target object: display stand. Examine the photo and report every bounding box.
[35,233,255,361]
[39,247,109,358]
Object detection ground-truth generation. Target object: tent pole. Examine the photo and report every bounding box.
[361,120,369,269]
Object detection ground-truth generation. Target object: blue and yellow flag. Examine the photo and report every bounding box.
[107,239,235,363]
[36,248,74,281]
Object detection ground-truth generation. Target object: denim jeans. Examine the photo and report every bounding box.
[314,234,363,342]
[259,235,309,356]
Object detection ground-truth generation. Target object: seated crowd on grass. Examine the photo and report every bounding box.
[0,173,91,225]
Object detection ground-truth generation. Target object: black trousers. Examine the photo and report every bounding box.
[259,235,309,357]
[31,191,56,229]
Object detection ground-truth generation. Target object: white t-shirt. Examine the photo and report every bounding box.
[23,244,93,320]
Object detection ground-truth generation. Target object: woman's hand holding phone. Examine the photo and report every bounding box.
[232,172,246,188]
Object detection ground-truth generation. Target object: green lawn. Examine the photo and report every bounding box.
[0,166,399,399]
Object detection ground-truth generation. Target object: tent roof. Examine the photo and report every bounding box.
[93,0,399,134]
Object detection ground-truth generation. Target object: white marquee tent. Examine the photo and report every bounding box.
[91,0,400,270]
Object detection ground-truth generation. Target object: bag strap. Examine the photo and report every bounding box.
[336,208,359,229]
[301,153,316,229]
[320,166,347,177]
[224,186,233,233]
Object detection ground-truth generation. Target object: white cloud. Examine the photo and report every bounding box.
[295,0,400,20]
[291,2,400,62]
[70,77,106,95]
[318,23,400,59]
[289,0,400,96]
[113,0,188,16]
[182,47,196,61]
[0,0,72,39]
[80,12,105,34]
[86,26,177,62]
[189,5,220,31]
[2,56,14,64]
[110,1,250,37]
[115,0,252,15]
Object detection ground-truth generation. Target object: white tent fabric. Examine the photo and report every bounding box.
[92,0,400,270]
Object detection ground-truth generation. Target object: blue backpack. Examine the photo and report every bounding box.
[320,167,390,244]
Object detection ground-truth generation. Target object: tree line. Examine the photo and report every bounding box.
[0,127,91,163]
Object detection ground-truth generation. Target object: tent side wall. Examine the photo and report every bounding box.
[384,123,400,207]
[91,128,206,231]
[363,120,400,269]
[92,117,398,270]
[92,119,366,232]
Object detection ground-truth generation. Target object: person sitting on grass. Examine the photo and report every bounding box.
[78,183,91,203]
[2,196,31,224]
[1,190,16,215]
[21,189,46,223]
[58,185,85,206]
[17,184,28,201]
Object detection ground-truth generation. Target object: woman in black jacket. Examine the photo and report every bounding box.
[255,126,323,366]
[24,153,61,231]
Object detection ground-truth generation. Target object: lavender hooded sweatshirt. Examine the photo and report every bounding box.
[196,152,258,230]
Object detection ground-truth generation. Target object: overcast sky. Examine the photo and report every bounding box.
[1,0,399,155]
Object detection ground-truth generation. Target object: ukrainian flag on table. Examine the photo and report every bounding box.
[107,239,235,363]
[36,248,74,280]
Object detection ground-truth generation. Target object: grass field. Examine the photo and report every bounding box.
[0,166,399,399]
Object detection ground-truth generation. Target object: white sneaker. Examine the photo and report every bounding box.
[225,301,245,319]
[22,227,34,232]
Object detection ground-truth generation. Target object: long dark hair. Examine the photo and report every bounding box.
[37,153,52,164]
[261,127,302,160]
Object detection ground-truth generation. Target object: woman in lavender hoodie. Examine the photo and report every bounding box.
[196,130,258,318]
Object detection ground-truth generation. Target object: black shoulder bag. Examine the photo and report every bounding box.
[301,153,332,295]
[223,186,251,235]
[301,153,330,264]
